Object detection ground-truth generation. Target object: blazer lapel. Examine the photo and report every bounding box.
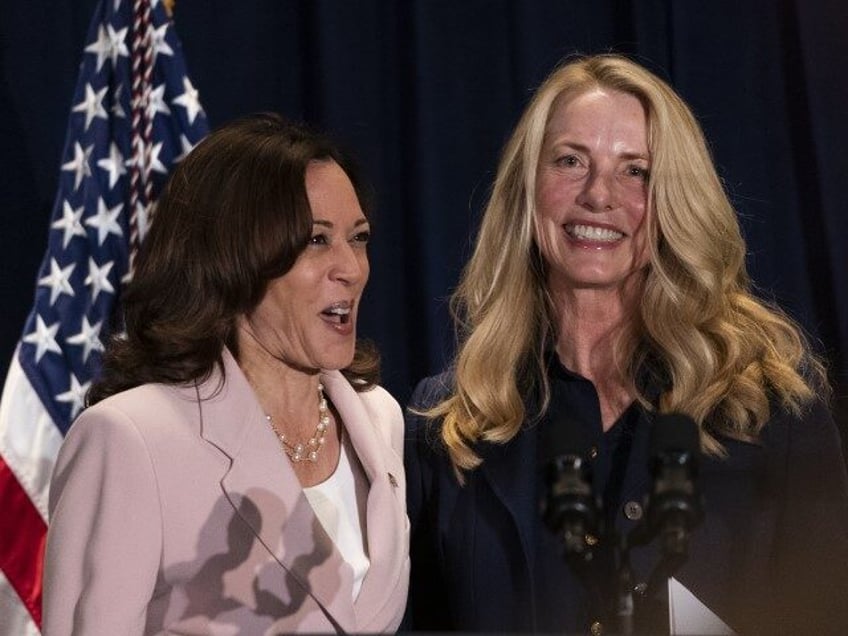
[479,424,539,606]
[320,371,407,626]
[196,350,356,631]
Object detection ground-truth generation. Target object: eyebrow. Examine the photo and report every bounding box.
[552,141,649,161]
[312,218,369,228]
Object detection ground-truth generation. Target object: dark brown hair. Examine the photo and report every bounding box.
[88,113,379,405]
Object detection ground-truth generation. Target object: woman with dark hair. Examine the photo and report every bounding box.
[44,113,409,634]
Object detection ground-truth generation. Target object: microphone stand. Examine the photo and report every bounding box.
[644,511,690,600]
[546,412,703,635]
[552,503,694,635]
[620,499,701,634]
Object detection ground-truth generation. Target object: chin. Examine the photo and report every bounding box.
[318,348,357,372]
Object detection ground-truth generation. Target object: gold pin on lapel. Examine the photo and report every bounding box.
[388,472,398,488]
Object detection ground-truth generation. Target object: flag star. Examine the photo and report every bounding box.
[85,258,115,302]
[97,142,127,189]
[84,24,112,72]
[23,315,63,363]
[173,76,204,124]
[148,141,168,175]
[147,84,171,119]
[152,23,174,61]
[111,84,126,119]
[61,143,94,190]
[52,200,87,248]
[85,198,124,245]
[55,373,91,420]
[106,24,130,67]
[72,83,109,130]
[174,134,195,163]
[66,316,104,363]
[38,259,76,306]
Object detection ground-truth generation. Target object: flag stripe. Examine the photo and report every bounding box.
[0,352,63,520]
[0,457,46,627]
[0,570,40,636]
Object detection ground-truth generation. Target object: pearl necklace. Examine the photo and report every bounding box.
[265,383,330,463]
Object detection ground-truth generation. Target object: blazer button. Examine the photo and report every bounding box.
[623,500,643,521]
[590,620,604,635]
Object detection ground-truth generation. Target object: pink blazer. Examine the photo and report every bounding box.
[43,349,409,634]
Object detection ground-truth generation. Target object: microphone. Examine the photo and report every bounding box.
[631,413,704,557]
[540,411,601,562]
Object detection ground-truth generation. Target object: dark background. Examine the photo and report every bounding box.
[2,1,846,445]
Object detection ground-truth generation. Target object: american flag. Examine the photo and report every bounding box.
[0,1,208,632]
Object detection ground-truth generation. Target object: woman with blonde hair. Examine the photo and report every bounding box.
[404,54,848,634]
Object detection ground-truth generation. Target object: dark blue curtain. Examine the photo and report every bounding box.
[2,1,846,442]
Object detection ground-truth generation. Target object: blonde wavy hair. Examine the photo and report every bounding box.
[428,53,827,475]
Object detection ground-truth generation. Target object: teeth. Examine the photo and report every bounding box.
[568,223,624,241]
[322,303,352,325]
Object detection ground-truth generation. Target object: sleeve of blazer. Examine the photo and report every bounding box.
[402,374,453,631]
[770,398,848,634]
[44,404,163,636]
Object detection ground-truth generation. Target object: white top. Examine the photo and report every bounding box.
[303,430,371,600]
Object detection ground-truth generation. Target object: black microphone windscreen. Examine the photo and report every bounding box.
[649,413,699,457]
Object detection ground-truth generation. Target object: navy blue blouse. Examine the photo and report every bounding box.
[404,362,848,634]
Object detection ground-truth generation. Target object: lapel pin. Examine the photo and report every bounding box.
[388,472,398,488]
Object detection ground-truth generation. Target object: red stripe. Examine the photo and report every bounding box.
[0,455,45,628]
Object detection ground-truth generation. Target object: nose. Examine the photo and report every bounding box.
[330,241,369,286]
[576,167,615,212]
